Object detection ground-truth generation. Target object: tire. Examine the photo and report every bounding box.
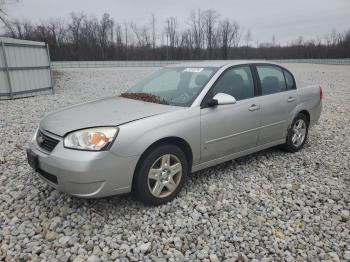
[282,113,309,152]
[133,144,188,205]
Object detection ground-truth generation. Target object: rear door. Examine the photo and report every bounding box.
[253,64,298,145]
[200,65,261,163]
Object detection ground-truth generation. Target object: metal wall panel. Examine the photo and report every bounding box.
[0,37,53,99]
[0,71,9,90]
[10,69,51,93]
[6,46,49,68]
[0,46,5,68]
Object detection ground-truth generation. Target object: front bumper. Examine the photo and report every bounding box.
[27,133,139,198]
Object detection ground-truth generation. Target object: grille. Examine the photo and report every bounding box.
[36,130,59,152]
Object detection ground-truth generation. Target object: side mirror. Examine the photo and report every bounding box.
[207,93,237,107]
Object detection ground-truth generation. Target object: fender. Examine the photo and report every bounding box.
[110,107,201,165]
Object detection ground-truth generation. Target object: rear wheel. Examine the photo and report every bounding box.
[282,113,309,152]
[133,144,188,205]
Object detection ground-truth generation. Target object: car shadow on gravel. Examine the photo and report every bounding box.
[62,146,292,218]
[189,145,286,180]
[27,143,306,224]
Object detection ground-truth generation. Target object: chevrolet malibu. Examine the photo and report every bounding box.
[27,61,322,205]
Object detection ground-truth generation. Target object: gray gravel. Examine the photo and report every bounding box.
[0,64,349,261]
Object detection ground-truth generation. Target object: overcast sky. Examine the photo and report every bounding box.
[5,0,350,45]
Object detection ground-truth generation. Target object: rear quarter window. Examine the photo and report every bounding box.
[283,70,296,90]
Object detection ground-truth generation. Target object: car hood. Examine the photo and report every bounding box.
[40,97,180,136]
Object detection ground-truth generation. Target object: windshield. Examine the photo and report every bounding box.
[123,67,218,106]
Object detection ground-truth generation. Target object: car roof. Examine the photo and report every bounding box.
[166,60,281,68]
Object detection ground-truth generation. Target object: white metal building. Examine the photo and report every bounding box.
[0,37,53,100]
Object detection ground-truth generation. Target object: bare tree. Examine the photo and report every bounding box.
[188,9,204,51]
[179,29,193,50]
[115,23,122,46]
[295,36,304,46]
[244,29,252,47]
[3,8,350,61]
[0,0,9,28]
[68,13,84,45]
[164,16,179,59]
[98,13,114,59]
[230,22,240,48]
[0,0,21,31]
[244,29,252,57]
[330,29,341,46]
[46,19,67,47]
[99,13,114,45]
[165,16,178,48]
[203,9,219,58]
[129,22,140,46]
[129,22,151,47]
[124,21,128,60]
[8,19,24,38]
[150,14,156,49]
[271,34,276,46]
[218,19,240,59]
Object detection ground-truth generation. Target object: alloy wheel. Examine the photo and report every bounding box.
[292,119,306,147]
[147,154,182,198]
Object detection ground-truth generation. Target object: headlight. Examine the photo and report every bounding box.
[64,127,119,151]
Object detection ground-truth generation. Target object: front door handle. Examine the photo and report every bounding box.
[248,104,261,111]
[287,96,296,102]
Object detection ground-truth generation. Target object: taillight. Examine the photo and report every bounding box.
[320,86,323,101]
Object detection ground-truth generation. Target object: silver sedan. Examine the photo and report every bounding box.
[27,61,322,205]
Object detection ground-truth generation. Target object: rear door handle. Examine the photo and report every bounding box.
[287,97,296,102]
[248,104,261,111]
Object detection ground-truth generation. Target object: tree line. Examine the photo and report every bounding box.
[2,9,350,61]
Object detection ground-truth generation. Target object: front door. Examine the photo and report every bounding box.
[200,65,261,163]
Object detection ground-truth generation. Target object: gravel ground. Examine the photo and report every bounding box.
[0,64,349,261]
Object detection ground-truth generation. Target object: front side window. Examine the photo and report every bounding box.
[256,65,287,95]
[210,66,255,101]
[124,67,218,107]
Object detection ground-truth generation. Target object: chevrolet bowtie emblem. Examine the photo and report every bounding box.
[37,133,44,144]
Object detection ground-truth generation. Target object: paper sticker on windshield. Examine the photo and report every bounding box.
[183,68,204,73]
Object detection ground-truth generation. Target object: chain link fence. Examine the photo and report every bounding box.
[51,59,350,69]
[273,58,350,65]
[51,60,181,68]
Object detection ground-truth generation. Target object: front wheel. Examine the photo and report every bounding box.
[282,113,309,152]
[133,144,188,205]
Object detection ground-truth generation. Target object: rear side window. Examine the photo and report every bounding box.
[256,65,287,95]
[283,70,295,90]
